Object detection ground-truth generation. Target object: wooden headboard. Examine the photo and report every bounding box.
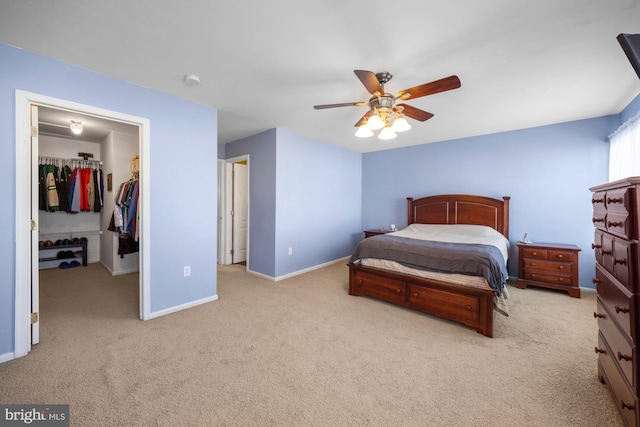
[407,194,510,238]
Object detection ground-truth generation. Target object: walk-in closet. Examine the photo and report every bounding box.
[37,105,140,313]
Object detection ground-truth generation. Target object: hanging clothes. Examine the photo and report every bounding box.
[38,158,104,214]
[108,178,140,257]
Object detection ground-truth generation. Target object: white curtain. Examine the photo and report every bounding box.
[609,111,640,181]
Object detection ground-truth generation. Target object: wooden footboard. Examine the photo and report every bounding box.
[348,263,496,337]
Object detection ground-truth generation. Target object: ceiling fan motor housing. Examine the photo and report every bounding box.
[369,93,394,116]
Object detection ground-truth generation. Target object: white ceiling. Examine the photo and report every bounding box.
[1,0,640,153]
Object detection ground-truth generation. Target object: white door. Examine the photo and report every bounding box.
[30,104,40,345]
[232,162,248,263]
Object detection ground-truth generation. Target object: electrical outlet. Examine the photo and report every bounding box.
[184,266,191,277]
[288,247,293,255]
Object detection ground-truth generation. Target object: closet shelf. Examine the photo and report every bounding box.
[39,241,87,267]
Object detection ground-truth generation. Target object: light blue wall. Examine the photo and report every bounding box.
[275,129,361,277]
[362,116,619,288]
[225,129,362,278]
[225,130,278,276]
[0,43,218,356]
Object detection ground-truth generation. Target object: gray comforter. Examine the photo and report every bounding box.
[349,235,508,296]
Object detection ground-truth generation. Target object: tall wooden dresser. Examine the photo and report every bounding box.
[591,177,640,426]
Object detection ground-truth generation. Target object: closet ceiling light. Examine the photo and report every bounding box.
[69,121,83,135]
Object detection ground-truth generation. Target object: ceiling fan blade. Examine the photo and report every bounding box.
[354,111,372,127]
[396,75,461,101]
[354,70,384,96]
[397,104,434,122]
[314,102,367,109]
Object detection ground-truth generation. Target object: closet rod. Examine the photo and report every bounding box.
[39,155,103,166]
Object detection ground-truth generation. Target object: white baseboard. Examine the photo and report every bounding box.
[0,351,16,364]
[247,256,350,282]
[146,294,219,320]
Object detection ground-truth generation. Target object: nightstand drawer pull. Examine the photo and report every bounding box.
[593,312,604,319]
[615,305,630,314]
[556,254,564,259]
[465,305,472,311]
[532,252,538,256]
[595,347,606,354]
[557,265,564,270]
[607,221,623,228]
[618,352,632,362]
[412,292,418,298]
[614,258,627,265]
[608,197,624,204]
[621,401,636,411]
[395,288,401,294]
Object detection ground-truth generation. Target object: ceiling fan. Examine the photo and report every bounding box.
[314,70,461,140]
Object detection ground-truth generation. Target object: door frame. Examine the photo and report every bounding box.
[14,90,151,359]
[219,155,249,266]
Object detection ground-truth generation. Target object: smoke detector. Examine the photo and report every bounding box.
[184,74,200,86]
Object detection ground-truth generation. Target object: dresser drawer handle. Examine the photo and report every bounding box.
[602,250,612,255]
[621,401,636,411]
[613,258,627,266]
[592,198,604,204]
[608,197,624,204]
[591,243,601,249]
[615,305,630,314]
[595,347,606,354]
[592,217,604,223]
[592,278,600,285]
[607,221,623,228]
[618,352,632,362]
[593,312,604,319]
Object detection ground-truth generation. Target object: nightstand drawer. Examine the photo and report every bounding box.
[523,271,573,286]
[548,249,574,261]
[521,247,548,259]
[523,259,573,274]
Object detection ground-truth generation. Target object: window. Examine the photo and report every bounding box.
[609,111,640,182]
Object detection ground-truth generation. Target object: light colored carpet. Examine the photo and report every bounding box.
[0,262,622,426]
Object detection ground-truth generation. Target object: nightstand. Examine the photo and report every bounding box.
[517,242,581,298]
[363,229,392,238]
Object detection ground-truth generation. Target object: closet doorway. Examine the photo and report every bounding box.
[219,155,249,267]
[14,91,151,358]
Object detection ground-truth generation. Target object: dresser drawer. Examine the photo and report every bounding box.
[597,298,637,390]
[601,234,637,292]
[608,211,633,240]
[353,271,407,305]
[598,332,639,427]
[596,265,638,339]
[606,188,631,214]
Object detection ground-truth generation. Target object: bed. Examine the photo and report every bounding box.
[348,194,511,337]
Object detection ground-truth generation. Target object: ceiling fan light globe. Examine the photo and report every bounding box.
[378,126,397,140]
[367,114,384,130]
[355,126,374,138]
[391,117,411,132]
